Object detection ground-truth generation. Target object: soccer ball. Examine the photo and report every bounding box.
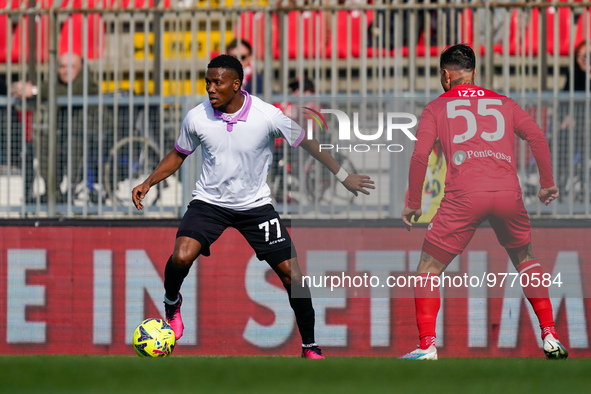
[132,318,176,357]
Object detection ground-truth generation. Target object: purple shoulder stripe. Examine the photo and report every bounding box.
[175,143,195,156]
[292,128,305,148]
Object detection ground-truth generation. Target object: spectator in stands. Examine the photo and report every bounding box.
[555,41,590,198]
[226,38,263,95]
[12,53,100,203]
[0,75,35,203]
[563,40,591,91]
[289,77,315,95]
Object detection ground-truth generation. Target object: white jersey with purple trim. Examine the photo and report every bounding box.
[175,91,305,210]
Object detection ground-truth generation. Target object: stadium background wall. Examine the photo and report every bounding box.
[0,220,590,358]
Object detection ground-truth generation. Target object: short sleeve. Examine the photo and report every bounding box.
[269,105,305,148]
[175,114,200,155]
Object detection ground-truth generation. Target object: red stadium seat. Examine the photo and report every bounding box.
[8,15,50,63]
[332,10,373,59]
[574,11,591,47]
[0,8,8,63]
[331,10,373,59]
[546,6,571,56]
[285,10,327,59]
[523,7,540,55]
[58,13,105,59]
[493,9,519,55]
[490,7,570,57]
[236,11,326,60]
[1,0,49,63]
[235,11,279,60]
[459,9,487,56]
[459,9,473,47]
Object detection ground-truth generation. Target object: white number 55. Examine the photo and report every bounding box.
[447,99,505,143]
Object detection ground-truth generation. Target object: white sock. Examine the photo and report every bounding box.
[164,294,179,305]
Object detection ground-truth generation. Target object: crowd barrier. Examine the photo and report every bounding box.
[2,4,591,219]
[1,93,591,219]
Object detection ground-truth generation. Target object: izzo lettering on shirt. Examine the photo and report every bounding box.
[457,89,486,97]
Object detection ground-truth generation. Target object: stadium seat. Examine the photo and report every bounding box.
[546,6,572,56]
[235,11,279,60]
[0,7,8,63]
[493,9,519,55]
[59,13,105,59]
[332,9,373,59]
[523,7,540,55]
[0,0,49,63]
[459,8,473,47]
[7,16,50,63]
[285,10,327,59]
[574,11,591,47]
[236,10,325,60]
[489,7,570,57]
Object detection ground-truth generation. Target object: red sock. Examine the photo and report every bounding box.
[542,326,558,340]
[415,273,440,349]
[517,260,555,337]
[420,335,436,350]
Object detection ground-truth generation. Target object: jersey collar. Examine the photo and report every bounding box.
[213,90,252,132]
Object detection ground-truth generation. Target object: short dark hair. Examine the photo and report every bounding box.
[289,77,315,93]
[440,44,476,72]
[207,54,244,87]
[227,38,252,55]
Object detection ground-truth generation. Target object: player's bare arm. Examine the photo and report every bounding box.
[538,185,559,206]
[401,207,422,231]
[132,148,187,210]
[298,138,375,196]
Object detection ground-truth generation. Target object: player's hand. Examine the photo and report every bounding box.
[538,185,559,206]
[402,206,422,231]
[342,174,375,196]
[132,182,151,210]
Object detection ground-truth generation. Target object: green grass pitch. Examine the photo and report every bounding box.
[0,356,589,393]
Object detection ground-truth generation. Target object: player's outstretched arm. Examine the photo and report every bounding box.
[401,207,422,231]
[538,185,559,206]
[298,138,375,196]
[132,148,187,210]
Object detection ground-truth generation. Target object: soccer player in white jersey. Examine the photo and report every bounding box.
[132,55,374,358]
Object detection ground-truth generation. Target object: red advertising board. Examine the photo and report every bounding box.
[0,225,589,358]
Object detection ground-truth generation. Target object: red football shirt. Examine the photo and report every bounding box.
[407,84,554,210]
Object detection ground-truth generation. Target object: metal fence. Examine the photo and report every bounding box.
[1,2,591,219]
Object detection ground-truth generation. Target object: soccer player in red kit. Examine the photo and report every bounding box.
[400,44,568,360]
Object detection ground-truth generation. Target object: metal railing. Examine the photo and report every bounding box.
[1,2,591,219]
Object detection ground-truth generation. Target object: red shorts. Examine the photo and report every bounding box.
[424,190,531,260]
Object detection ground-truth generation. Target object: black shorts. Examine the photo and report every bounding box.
[176,200,296,266]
